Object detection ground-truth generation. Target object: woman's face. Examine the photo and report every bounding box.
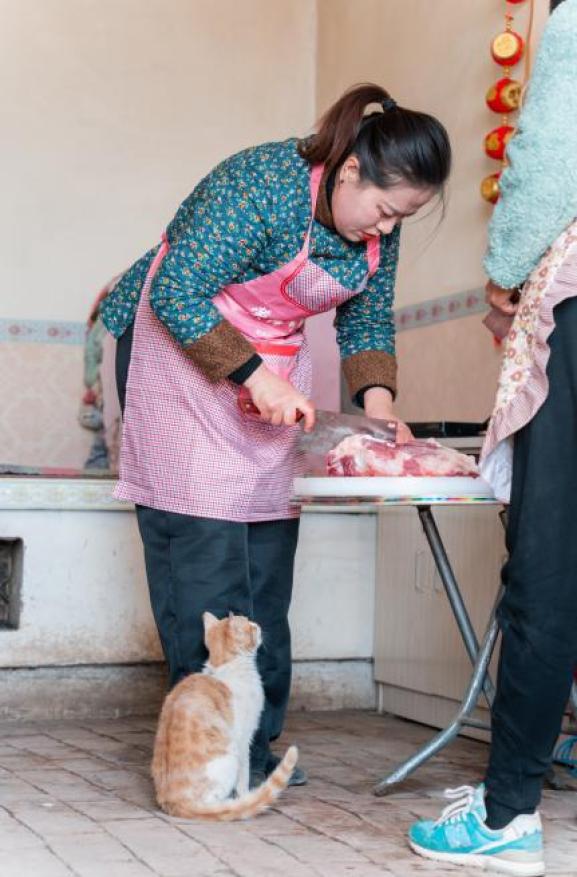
[331,154,436,243]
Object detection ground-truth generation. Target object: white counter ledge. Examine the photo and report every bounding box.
[0,476,377,513]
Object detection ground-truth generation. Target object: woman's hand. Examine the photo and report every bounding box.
[363,386,414,444]
[244,365,316,432]
[485,280,521,316]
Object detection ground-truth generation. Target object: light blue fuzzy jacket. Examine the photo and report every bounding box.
[484,0,577,288]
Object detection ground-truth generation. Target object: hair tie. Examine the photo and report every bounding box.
[381,97,397,112]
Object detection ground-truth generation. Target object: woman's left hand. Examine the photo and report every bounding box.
[384,416,414,444]
[485,280,520,315]
[363,387,414,444]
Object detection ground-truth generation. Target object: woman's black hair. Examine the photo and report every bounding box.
[298,83,451,193]
[550,0,566,11]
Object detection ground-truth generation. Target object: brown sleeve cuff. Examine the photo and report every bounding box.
[342,350,398,401]
[184,320,256,383]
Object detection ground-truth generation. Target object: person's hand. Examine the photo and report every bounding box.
[244,365,316,432]
[363,386,414,444]
[485,280,521,316]
[388,417,414,444]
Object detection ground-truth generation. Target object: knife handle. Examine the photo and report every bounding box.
[238,397,304,422]
[239,398,261,417]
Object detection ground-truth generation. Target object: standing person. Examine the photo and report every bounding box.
[101,83,451,788]
[410,2,577,874]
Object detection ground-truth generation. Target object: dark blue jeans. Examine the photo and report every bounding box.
[485,297,577,821]
[136,507,299,770]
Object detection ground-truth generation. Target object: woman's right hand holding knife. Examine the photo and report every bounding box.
[244,364,316,432]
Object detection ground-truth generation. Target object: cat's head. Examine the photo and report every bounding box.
[202,612,262,665]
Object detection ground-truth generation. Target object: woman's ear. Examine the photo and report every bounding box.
[340,154,361,184]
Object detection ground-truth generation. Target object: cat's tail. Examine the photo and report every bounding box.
[165,745,298,822]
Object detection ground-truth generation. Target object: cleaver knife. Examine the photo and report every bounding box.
[298,408,398,457]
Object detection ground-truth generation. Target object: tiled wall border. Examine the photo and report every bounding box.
[0,288,486,344]
[394,287,486,331]
[0,477,132,511]
[0,318,86,345]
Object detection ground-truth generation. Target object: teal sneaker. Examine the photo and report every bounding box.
[409,784,544,876]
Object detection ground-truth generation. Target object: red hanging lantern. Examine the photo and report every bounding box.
[484,125,515,160]
[486,77,522,113]
[482,1,532,206]
[481,172,501,205]
[491,29,525,66]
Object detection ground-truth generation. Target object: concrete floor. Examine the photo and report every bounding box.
[1,710,576,876]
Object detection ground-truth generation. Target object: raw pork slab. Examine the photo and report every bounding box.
[327,435,478,478]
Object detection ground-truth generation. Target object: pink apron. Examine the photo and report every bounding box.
[480,219,577,502]
[115,164,380,521]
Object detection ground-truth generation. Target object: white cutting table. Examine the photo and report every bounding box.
[292,474,504,795]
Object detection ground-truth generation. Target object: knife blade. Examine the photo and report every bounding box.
[298,408,397,457]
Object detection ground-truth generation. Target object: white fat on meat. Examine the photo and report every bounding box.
[327,435,479,478]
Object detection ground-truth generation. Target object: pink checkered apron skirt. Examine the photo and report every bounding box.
[114,164,380,521]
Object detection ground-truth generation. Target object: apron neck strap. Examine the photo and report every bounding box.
[366,235,381,276]
[309,164,325,218]
[300,164,325,256]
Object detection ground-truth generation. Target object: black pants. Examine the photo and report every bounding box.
[116,326,300,769]
[485,297,577,819]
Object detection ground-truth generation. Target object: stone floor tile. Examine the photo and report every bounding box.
[179,823,322,877]
[0,807,47,851]
[79,768,151,792]
[47,831,154,875]
[5,799,105,836]
[14,769,112,803]
[103,816,236,875]
[72,797,155,821]
[0,776,54,802]
[0,846,78,877]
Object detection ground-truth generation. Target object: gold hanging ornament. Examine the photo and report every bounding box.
[481,0,534,204]
[486,78,522,113]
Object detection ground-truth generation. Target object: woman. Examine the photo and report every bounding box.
[410,2,577,874]
[101,83,451,787]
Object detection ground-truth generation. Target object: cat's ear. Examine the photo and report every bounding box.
[203,611,219,631]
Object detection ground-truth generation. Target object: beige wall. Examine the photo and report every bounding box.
[1,0,316,323]
[317,0,548,309]
[395,315,503,423]
[1,0,316,467]
[317,0,548,421]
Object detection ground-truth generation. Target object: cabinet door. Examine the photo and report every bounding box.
[374,506,505,707]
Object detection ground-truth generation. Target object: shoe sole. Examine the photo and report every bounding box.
[409,840,545,876]
[288,775,308,787]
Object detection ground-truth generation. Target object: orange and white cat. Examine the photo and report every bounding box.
[151,611,298,821]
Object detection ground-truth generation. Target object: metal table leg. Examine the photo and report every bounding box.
[417,506,496,705]
[375,591,501,795]
[374,505,503,796]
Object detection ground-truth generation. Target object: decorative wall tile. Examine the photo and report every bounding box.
[0,344,91,468]
[0,319,85,345]
[394,288,486,332]
[0,477,130,511]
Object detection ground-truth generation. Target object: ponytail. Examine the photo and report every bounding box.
[299,84,393,178]
[299,82,451,193]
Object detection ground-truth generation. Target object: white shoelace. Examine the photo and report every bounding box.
[434,785,477,826]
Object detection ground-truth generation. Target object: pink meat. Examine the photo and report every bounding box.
[327,435,478,478]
